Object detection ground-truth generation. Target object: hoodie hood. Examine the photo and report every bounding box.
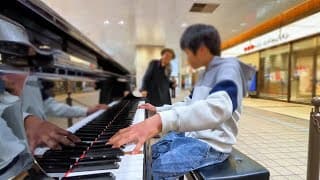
[207,56,256,97]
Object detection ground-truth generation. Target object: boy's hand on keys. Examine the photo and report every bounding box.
[108,114,162,154]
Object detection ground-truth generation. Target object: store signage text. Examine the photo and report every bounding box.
[244,33,289,52]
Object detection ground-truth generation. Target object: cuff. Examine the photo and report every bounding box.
[23,112,32,121]
[156,105,172,112]
[156,106,164,112]
[158,110,178,134]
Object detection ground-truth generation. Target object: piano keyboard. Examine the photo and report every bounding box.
[34,96,146,180]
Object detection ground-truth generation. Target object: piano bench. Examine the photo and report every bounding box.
[189,148,270,180]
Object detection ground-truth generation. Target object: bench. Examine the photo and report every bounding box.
[189,148,270,180]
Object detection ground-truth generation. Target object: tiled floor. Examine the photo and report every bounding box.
[49,90,314,180]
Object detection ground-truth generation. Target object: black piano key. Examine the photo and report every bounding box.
[41,166,71,173]
[96,137,111,141]
[77,157,120,165]
[36,160,74,166]
[84,153,120,159]
[74,132,101,136]
[36,158,76,164]
[42,153,80,160]
[77,159,120,166]
[45,149,85,154]
[87,147,122,153]
[100,132,116,136]
[75,129,102,133]
[72,162,119,172]
[60,145,89,150]
[62,173,115,180]
[90,144,112,149]
[86,149,124,158]
[79,137,98,141]
[76,135,100,140]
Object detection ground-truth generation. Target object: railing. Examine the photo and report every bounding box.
[307,97,320,180]
[66,92,73,127]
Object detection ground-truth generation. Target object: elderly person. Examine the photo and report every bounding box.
[140,48,176,106]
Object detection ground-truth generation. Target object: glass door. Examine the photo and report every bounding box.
[259,45,290,101]
[290,38,317,103]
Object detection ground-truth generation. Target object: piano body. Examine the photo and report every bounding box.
[0,0,147,179]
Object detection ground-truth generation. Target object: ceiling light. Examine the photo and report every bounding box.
[240,22,247,27]
[181,23,188,28]
[118,20,125,25]
[231,29,238,32]
[103,20,110,25]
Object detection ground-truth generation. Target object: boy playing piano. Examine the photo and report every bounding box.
[109,24,255,179]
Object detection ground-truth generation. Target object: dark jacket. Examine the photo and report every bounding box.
[140,60,172,106]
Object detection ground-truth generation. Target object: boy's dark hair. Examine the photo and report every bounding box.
[161,48,175,59]
[180,24,221,56]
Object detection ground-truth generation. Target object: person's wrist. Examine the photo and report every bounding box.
[24,115,43,129]
[147,114,162,134]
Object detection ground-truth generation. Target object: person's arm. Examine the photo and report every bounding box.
[139,89,193,112]
[140,61,155,94]
[43,97,88,118]
[159,90,233,133]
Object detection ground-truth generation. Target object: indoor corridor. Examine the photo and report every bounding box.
[49,90,313,180]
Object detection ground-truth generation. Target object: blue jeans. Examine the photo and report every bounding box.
[151,132,229,180]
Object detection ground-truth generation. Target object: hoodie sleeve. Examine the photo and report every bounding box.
[158,91,233,134]
[43,97,87,118]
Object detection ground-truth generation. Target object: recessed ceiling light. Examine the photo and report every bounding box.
[103,20,110,25]
[240,22,247,27]
[181,23,188,28]
[118,20,125,25]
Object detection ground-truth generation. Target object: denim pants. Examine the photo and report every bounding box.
[151,132,229,180]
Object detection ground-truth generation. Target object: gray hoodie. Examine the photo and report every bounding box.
[157,56,255,153]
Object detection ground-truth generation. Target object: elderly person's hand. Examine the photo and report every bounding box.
[24,115,80,153]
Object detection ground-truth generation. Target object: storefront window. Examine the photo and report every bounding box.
[291,37,317,103]
[316,36,320,97]
[259,45,290,100]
